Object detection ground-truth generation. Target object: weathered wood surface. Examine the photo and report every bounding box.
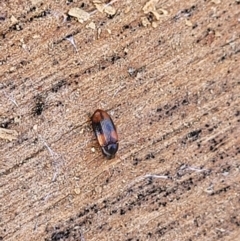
[0,0,240,240]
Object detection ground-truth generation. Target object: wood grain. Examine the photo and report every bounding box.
[0,0,240,240]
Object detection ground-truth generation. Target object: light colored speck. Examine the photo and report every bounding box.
[10,15,18,24]
[124,47,128,54]
[33,34,40,39]
[9,66,16,72]
[104,5,116,15]
[86,21,96,30]
[79,128,84,134]
[22,44,27,49]
[93,1,116,16]
[14,116,21,124]
[68,7,90,23]
[211,0,221,4]
[152,21,158,28]
[185,19,193,27]
[31,0,43,4]
[74,188,81,195]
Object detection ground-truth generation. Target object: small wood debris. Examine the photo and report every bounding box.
[185,19,193,27]
[93,0,105,13]
[211,0,221,4]
[143,0,157,14]
[68,7,90,23]
[32,34,40,39]
[14,116,21,124]
[104,5,116,15]
[31,0,43,4]
[10,15,18,24]
[93,1,116,16]
[142,0,168,28]
[123,47,129,54]
[9,66,16,72]
[74,187,81,195]
[86,21,96,30]
[0,128,18,141]
[33,124,38,131]
[95,185,102,194]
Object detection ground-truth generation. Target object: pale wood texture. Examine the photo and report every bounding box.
[0,0,240,240]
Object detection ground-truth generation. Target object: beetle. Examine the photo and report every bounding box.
[91,109,118,159]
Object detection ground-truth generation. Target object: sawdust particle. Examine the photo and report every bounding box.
[32,34,40,39]
[86,21,96,30]
[151,21,158,28]
[185,19,193,27]
[31,0,43,4]
[74,188,81,195]
[142,0,168,27]
[33,124,38,131]
[104,5,116,15]
[124,47,129,54]
[10,15,18,24]
[93,1,105,13]
[97,28,102,39]
[68,7,90,23]
[9,66,16,72]
[211,0,221,4]
[93,1,116,16]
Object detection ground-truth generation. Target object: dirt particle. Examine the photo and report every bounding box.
[188,130,202,140]
[51,80,67,93]
[145,153,155,160]
[33,95,45,116]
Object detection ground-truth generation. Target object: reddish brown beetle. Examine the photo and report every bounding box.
[91,109,118,159]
